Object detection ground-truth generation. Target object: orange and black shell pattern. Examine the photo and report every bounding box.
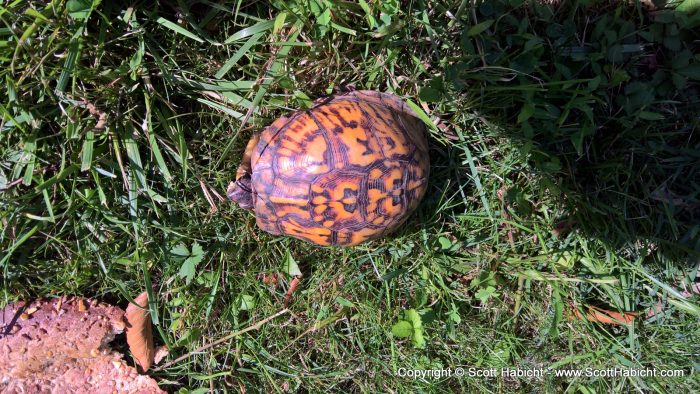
[241,90,430,246]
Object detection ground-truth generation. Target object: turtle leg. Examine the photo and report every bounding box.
[228,133,260,209]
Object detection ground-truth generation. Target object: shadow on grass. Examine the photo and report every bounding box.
[435,1,700,270]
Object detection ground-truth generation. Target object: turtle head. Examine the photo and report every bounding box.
[229,133,261,210]
[227,175,254,210]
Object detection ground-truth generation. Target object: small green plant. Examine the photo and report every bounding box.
[391,308,426,348]
[173,242,205,285]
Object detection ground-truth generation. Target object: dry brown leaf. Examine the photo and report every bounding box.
[680,282,700,298]
[646,300,665,318]
[571,304,638,325]
[153,345,169,365]
[260,272,279,286]
[648,282,700,318]
[125,291,155,373]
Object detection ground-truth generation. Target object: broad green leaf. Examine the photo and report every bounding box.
[555,251,576,270]
[676,0,700,13]
[176,242,205,284]
[273,12,287,35]
[179,254,203,285]
[447,303,461,324]
[371,19,403,38]
[317,7,331,26]
[475,286,497,302]
[672,72,688,89]
[517,102,534,123]
[335,296,355,308]
[419,86,441,103]
[283,250,302,277]
[191,242,204,258]
[67,0,91,20]
[405,309,422,330]
[178,259,195,283]
[170,243,190,257]
[391,321,412,337]
[405,309,425,348]
[663,35,681,51]
[677,64,700,80]
[466,20,494,37]
[293,90,313,109]
[639,111,665,120]
[239,294,256,311]
[438,236,452,250]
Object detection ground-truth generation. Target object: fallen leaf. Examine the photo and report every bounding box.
[552,219,575,238]
[260,272,279,285]
[569,303,638,325]
[646,300,665,318]
[153,345,169,365]
[680,282,700,298]
[125,292,156,373]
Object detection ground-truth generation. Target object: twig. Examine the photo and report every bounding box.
[153,308,290,371]
[0,178,24,192]
[284,277,301,307]
[199,178,218,213]
[279,307,349,353]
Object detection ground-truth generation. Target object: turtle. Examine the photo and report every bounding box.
[227,90,430,246]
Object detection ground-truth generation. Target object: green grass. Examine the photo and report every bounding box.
[1,0,700,392]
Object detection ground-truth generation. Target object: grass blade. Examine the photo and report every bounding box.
[123,133,147,190]
[144,94,172,183]
[455,128,493,219]
[224,20,274,43]
[215,32,261,79]
[21,135,36,185]
[197,98,245,119]
[156,16,204,43]
[80,131,95,172]
[0,224,40,272]
[34,164,78,192]
[55,37,80,93]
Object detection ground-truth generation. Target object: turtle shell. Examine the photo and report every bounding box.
[248,90,429,246]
